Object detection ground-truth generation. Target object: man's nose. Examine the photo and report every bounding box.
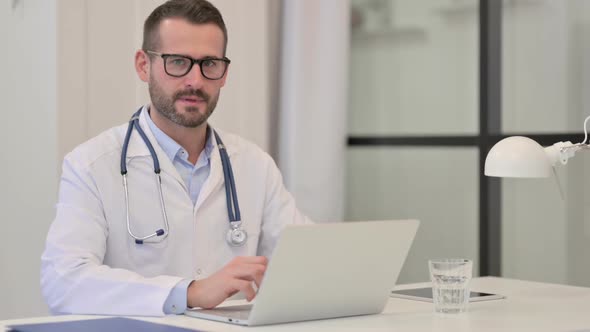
[182,63,206,89]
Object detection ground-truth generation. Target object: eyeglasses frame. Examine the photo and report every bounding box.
[145,50,231,80]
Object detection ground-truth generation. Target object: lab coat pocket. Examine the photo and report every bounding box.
[128,236,171,276]
[126,206,172,273]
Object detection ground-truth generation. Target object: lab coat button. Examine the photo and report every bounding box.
[196,269,202,275]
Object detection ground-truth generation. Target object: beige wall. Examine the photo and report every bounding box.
[1,0,273,320]
[58,0,272,161]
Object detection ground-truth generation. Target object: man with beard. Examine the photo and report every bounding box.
[41,0,310,316]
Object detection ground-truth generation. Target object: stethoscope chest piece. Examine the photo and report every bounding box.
[227,221,248,247]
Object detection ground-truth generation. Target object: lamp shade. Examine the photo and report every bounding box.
[484,136,552,178]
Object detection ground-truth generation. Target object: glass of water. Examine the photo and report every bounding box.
[428,258,473,314]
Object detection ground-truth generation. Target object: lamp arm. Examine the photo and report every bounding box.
[561,143,590,152]
[582,115,590,144]
[544,115,590,166]
[545,142,590,167]
[545,142,577,166]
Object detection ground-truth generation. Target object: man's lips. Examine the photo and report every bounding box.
[178,96,206,104]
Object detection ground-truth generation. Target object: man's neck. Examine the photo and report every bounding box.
[149,107,206,165]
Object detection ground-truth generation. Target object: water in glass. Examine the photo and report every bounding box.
[431,274,470,313]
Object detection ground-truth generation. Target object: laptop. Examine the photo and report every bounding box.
[185,219,419,326]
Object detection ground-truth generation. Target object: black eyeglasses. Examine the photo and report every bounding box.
[146,50,230,80]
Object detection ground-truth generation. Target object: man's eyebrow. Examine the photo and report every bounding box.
[200,55,222,60]
[164,53,224,60]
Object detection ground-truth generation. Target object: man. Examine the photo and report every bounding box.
[41,0,310,316]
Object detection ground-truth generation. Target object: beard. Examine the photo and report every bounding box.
[148,78,219,128]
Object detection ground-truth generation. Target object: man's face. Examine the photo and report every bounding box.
[141,19,228,128]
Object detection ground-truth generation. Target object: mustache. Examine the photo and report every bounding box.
[174,89,209,102]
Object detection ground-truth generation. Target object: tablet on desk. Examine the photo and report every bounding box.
[390,287,505,302]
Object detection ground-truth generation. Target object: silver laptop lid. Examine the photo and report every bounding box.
[247,219,419,325]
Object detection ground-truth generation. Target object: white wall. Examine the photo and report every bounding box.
[348,0,478,136]
[347,147,479,283]
[347,0,590,286]
[0,0,273,320]
[0,0,58,319]
[346,0,480,283]
[502,0,571,133]
[501,0,590,286]
[501,0,570,284]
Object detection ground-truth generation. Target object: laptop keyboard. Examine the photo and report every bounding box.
[198,304,253,320]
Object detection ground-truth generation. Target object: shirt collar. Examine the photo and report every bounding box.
[144,106,214,163]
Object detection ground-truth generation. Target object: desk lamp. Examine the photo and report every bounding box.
[484,116,590,178]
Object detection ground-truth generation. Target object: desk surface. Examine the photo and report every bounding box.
[3,277,590,331]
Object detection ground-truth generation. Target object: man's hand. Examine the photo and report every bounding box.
[187,256,268,309]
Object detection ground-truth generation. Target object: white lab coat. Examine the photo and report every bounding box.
[41,108,310,316]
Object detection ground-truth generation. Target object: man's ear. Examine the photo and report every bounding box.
[134,50,150,82]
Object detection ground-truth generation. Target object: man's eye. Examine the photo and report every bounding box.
[169,58,188,66]
[202,59,217,68]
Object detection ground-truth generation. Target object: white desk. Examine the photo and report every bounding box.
[2,277,590,331]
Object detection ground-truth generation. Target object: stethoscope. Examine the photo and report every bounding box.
[120,108,247,247]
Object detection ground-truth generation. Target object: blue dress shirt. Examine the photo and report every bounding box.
[145,110,214,314]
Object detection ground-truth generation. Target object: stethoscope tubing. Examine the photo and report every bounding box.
[214,131,241,223]
[121,108,245,246]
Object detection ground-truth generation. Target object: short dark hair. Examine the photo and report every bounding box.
[142,0,228,54]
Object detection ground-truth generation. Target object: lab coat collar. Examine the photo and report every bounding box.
[124,106,238,158]
[122,106,183,187]
[123,106,239,198]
